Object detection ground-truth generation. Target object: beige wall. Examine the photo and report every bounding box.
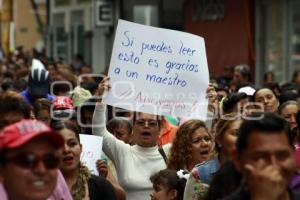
[13,0,46,52]
[1,0,12,54]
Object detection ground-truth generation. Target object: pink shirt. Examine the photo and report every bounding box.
[0,170,72,200]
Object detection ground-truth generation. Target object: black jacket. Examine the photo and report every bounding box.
[88,175,117,200]
[221,186,300,200]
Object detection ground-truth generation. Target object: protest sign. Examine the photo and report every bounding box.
[103,19,209,119]
[79,134,103,175]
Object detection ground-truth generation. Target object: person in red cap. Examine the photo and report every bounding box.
[0,119,65,200]
[52,96,76,120]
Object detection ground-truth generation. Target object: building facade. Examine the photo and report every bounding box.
[255,0,300,85]
[47,0,300,85]
[0,0,46,54]
[47,0,183,73]
[48,0,115,73]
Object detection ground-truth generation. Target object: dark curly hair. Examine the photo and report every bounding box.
[150,169,187,200]
[167,119,209,170]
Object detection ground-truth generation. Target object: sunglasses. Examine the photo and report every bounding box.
[52,109,76,120]
[5,152,60,170]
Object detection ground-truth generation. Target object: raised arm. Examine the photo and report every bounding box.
[92,77,130,164]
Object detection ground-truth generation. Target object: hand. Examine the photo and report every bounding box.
[244,160,287,200]
[96,159,108,178]
[206,83,218,113]
[96,76,111,97]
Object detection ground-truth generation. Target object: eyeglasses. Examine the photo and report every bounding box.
[5,152,60,170]
[135,120,159,127]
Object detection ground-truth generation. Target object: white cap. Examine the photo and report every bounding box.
[32,59,45,70]
[238,86,255,96]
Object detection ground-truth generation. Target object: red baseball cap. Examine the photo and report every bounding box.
[53,96,74,110]
[0,119,64,150]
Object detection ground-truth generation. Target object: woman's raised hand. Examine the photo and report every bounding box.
[96,76,111,97]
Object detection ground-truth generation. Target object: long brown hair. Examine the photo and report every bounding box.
[167,119,209,170]
[214,113,241,153]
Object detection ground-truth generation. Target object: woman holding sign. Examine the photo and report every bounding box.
[93,77,168,200]
[52,120,118,200]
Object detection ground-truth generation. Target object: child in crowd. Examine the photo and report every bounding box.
[150,169,188,200]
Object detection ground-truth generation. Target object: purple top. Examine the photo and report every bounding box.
[291,173,300,193]
[291,144,300,193]
[295,144,300,167]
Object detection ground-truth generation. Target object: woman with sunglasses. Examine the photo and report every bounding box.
[0,92,73,200]
[52,120,117,200]
[0,119,65,200]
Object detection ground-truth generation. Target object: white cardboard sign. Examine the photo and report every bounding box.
[103,19,209,119]
[79,134,103,175]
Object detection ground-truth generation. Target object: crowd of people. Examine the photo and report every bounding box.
[0,49,300,200]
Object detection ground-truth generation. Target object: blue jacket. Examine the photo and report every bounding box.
[195,157,220,184]
[21,89,55,106]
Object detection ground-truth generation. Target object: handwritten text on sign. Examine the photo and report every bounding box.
[103,20,209,119]
[79,134,103,175]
